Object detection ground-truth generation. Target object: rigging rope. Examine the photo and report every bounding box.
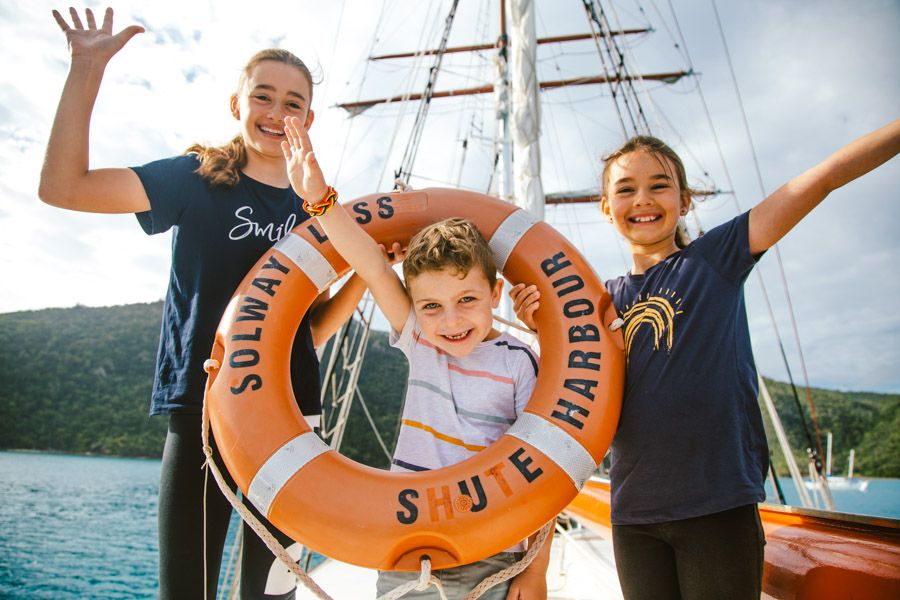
[605,0,666,134]
[377,0,445,191]
[354,386,395,462]
[580,0,651,137]
[394,0,462,188]
[451,0,491,188]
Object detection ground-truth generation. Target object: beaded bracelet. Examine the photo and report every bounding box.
[302,186,338,217]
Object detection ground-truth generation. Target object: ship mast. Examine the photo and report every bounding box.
[320,0,690,455]
[336,1,689,206]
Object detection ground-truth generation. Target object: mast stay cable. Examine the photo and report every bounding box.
[654,0,829,504]
[708,0,827,472]
[394,0,462,188]
[580,0,651,138]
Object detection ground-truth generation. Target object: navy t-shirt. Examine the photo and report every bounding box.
[604,211,768,525]
[132,155,321,417]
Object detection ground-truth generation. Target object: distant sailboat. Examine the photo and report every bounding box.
[806,432,870,492]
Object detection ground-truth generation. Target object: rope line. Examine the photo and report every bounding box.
[201,359,335,600]
[376,557,450,600]
[463,521,553,600]
[394,0,462,188]
[354,386,395,462]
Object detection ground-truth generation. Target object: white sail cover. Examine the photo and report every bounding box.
[508,0,544,220]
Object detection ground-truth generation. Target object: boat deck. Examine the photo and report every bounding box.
[295,526,623,599]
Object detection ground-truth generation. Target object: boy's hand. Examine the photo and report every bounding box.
[505,564,547,600]
[380,242,406,266]
[509,283,540,332]
[282,115,328,204]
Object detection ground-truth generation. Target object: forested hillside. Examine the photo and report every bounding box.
[761,379,900,477]
[0,302,405,464]
[1,303,897,477]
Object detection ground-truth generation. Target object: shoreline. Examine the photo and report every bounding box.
[1,447,162,461]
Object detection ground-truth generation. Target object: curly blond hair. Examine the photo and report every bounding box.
[402,217,497,287]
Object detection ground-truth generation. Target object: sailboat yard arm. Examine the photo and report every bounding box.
[336,71,690,114]
[368,30,651,61]
[748,118,900,255]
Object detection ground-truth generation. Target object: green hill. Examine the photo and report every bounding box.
[0,302,406,464]
[0,302,897,477]
[760,379,900,478]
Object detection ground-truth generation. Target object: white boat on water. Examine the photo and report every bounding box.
[822,476,869,492]
[804,433,870,493]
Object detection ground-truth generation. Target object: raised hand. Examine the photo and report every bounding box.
[282,115,328,204]
[52,7,144,65]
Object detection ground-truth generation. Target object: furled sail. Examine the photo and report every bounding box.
[508,0,544,220]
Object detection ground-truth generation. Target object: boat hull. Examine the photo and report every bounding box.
[564,479,900,600]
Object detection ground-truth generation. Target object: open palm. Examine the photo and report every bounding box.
[282,116,328,204]
[52,7,144,63]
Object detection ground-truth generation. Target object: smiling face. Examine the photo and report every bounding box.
[601,150,691,254]
[406,266,503,358]
[230,59,314,166]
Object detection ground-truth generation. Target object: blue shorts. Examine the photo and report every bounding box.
[375,552,520,599]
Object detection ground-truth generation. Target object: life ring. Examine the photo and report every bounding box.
[205,188,624,571]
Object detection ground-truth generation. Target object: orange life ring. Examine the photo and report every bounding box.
[205,188,624,571]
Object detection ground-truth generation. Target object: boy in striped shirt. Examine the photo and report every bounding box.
[284,116,549,599]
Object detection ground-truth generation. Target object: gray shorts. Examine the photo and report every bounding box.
[375,552,520,599]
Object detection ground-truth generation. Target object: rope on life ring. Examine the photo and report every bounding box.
[204,187,624,571]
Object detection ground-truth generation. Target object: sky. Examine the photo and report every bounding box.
[1,0,898,393]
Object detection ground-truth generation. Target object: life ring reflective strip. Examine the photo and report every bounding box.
[205,188,624,571]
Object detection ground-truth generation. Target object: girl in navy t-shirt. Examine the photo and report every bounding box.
[40,8,369,599]
[512,122,899,598]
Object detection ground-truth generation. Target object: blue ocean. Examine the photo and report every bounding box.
[1,450,898,599]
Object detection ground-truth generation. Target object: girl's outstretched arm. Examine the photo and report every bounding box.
[39,7,149,213]
[282,116,412,334]
[748,119,900,254]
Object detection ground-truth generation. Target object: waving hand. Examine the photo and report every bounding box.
[52,7,144,65]
[39,7,149,213]
[282,116,328,205]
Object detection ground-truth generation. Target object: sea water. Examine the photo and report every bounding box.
[0,451,248,599]
[2,451,899,599]
[765,476,900,519]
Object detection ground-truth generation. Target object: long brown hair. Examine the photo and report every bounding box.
[185,49,314,188]
[601,135,693,248]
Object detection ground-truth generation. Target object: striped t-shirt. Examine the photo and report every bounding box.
[389,310,540,473]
